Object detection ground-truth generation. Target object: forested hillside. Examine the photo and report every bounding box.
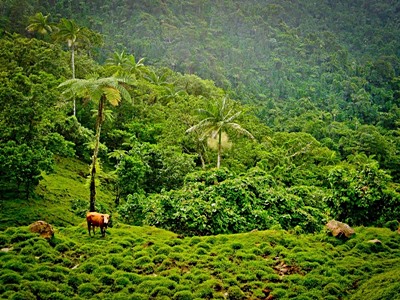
[1,1,400,299]
[1,0,400,231]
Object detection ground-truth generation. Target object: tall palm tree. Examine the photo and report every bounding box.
[186,96,255,168]
[55,18,89,116]
[26,12,54,36]
[106,50,146,76]
[59,76,133,212]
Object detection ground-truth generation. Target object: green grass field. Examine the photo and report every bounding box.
[1,158,400,299]
[1,224,400,299]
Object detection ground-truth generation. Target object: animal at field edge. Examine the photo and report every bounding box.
[86,212,110,237]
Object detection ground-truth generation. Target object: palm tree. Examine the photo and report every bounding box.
[186,96,255,168]
[26,12,55,36]
[59,76,133,212]
[106,50,146,77]
[55,18,89,116]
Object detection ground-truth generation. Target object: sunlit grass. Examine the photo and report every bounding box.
[0,157,114,230]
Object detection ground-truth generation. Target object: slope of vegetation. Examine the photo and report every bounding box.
[1,6,400,233]
[1,224,400,299]
[1,2,400,298]
[0,157,114,231]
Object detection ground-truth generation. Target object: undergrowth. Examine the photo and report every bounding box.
[0,224,399,299]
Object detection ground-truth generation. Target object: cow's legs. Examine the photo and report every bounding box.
[87,221,91,236]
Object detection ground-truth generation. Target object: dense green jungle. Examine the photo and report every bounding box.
[1,0,400,299]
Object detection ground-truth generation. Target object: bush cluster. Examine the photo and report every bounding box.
[0,225,399,299]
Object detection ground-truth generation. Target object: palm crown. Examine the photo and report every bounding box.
[186,96,254,168]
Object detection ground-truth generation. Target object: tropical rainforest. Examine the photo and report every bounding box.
[1,0,400,299]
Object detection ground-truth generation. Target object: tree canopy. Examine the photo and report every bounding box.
[0,1,400,234]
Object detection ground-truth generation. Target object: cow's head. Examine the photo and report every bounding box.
[102,214,110,226]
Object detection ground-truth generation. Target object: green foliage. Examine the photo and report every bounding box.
[350,268,400,300]
[327,156,398,225]
[117,143,196,196]
[118,193,146,226]
[0,141,53,198]
[140,168,326,235]
[1,6,400,300]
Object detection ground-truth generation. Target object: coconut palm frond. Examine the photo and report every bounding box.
[225,110,242,123]
[186,96,254,168]
[227,123,255,139]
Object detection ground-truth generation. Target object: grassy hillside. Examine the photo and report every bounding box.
[0,157,114,231]
[1,157,399,299]
[1,223,399,299]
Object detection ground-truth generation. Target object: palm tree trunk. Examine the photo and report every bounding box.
[217,130,222,168]
[71,44,76,116]
[89,97,104,212]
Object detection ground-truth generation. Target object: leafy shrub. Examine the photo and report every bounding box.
[0,234,9,247]
[151,286,173,298]
[78,282,100,297]
[141,169,326,235]
[327,159,397,225]
[227,286,245,300]
[55,243,70,253]
[10,232,36,243]
[46,292,70,300]
[173,290,194,300]
[153,254,167,264]
[3,258,29,273]
[24,281,58,299]
[117,193,147,225]
[0,271,22,284]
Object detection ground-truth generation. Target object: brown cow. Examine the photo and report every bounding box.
[86,212,110,237]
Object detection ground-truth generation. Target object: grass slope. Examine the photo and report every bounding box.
[0,157,115,230]
[1,224,399,300]
[1,157,400,299]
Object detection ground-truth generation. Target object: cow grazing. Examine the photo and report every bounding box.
[86,212,110,237]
